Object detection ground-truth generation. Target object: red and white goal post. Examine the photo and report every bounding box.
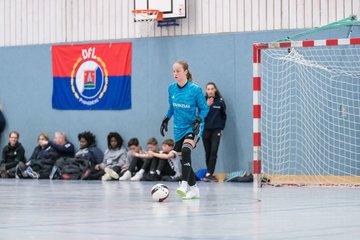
[253,38,360,187]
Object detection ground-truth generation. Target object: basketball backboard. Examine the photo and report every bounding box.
[134,0,186,20]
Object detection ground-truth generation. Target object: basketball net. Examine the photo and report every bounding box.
[132,10,163,37]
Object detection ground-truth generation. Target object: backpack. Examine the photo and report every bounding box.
[225,170,253,182]
[195,168,208,180]
[56,157,90,180]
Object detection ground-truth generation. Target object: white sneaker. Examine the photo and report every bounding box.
[183,185,200,200]
[25,167,39,179]
[101,173,112,181]
[176,181,189,197]
[119,170,131,181]
[104,167,119,180]
[130,171,144,181]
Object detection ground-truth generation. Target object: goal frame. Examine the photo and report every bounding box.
[252,37,360,188]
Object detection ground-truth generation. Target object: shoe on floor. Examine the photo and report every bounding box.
[202,174,218,182]
[130,171,144,181]
[119,170,131,181]
[49,166,58,180]
[25,167,39,179]
[104,167,119,180]
[101,173,112,181]
[176,181,189,197]
[183,185,200,200]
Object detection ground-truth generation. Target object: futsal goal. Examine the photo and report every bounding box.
[253,38,360,187]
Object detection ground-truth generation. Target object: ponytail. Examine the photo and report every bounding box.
[186,70,192,82]
[176,60,192,81]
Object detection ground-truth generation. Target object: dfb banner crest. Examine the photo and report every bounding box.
[52,43,132,110]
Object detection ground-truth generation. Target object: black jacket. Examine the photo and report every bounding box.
[75,144,104,166]
[204,96,227,130]
[1,142,26,165]
[29,144,58,161]
[49,141,75,158]
[0,110,5,133]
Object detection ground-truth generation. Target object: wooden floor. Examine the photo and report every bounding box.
[264,174,360,186]
[0,179,359,239]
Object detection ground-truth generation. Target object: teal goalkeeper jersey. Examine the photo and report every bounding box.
[166,81,209,142]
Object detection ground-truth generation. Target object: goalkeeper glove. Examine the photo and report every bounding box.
[160,117,169,137]
[192,116,202,136]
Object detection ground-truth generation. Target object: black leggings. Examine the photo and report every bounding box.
[129,157,152,174]
[202,129,222,175]
[149,158,175,176]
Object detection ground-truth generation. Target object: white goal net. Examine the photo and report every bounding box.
[258,40,360,186]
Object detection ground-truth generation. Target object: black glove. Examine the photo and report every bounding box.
[160,117,169,137]
[192,116,202,135]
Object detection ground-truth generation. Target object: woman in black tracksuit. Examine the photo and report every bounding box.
[202,82,227,182]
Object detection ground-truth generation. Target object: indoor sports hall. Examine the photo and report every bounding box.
[0,0,359,239]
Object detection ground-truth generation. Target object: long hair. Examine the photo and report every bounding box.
[176,60,192,81]
[206,82,223,98]
[107,132,124,149]
[78,131,96,147]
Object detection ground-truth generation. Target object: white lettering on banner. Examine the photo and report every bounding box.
[79,98,99,105]
[82,48,97,60]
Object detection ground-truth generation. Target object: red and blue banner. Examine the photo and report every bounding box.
[52,42,132,110]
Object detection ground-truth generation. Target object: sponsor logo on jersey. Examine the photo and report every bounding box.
[173,102,191,108]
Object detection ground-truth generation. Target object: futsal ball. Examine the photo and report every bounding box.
[151,183,169,202]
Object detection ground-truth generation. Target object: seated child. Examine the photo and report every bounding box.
[146,139,181,181]
[100,132,129,181]
[119,137,158,181]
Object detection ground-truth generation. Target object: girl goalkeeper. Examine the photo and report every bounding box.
[160,60,209,200]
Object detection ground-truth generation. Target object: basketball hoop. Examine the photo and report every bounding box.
[132,9,164,37]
